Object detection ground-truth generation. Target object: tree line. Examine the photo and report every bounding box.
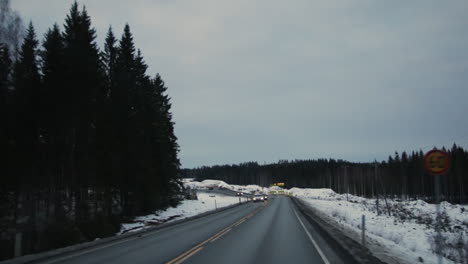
[0,2,181,260]
[183,144,467,204]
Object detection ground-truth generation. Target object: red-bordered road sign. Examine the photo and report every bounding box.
[424,149,451,175]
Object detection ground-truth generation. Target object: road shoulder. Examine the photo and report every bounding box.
[0,201,251,264]
[292,197,387,264]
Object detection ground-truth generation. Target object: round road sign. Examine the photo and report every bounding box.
[423,149,451,175]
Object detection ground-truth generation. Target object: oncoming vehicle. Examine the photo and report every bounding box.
[252,195,264,202]
[236,192,244,196]
[263,195,268,200]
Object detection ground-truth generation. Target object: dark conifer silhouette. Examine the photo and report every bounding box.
[0,3,182,260]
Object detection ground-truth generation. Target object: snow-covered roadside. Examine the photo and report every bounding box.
[290,188,468,264]
[120,192,247,234]
[184,179,277,194]
[120,179,280,234]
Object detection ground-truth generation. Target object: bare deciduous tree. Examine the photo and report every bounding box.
[0,0,24,59]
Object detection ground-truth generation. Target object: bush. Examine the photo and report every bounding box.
[183,186,198,200]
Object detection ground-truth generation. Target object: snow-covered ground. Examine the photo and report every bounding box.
[119,179,259,234]
[290,188,468,264]
[120,192,247,234]
[183,179,280,194]
[120,179,467,263]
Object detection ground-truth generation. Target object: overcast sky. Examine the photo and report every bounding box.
[12,0,468,168]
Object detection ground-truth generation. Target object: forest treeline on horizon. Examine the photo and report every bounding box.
[0,1,181,260]
[182,144,467,204]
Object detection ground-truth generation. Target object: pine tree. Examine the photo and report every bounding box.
[41,24,65,139]
[40,23,67,219]
[12,22,41,183]
[62,2,102,222]
[96,26,118,218]
[11,21,42,254]
[112,24,137,216]
[102,26,117,91]
[151,74,181,208]
[0,3,188,257]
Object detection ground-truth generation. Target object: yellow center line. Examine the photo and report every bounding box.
[210,228,232,242]
[166,217,246,264]
[234,219,246,226]
[173,247,204,264]
[166,204,266,264]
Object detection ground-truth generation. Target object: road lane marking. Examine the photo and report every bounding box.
[173,247,204,264]
[294,209,331,264]
[166,204,266,264]
[45,202,250,264]
[42,203,264,264]
[166,218,246,264]
[166,237,210,264]
[234,219,246,226]
[210,228,232,242]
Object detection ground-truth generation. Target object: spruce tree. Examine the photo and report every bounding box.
[62,2,101,222]
[11,21,42,254]
[41,24,66,143]
[102,26,117,90]
[97,26,117,218]
[41,23,67,218]
[12,22,41,184]
[152,74,181,208]
[112,24,137,216]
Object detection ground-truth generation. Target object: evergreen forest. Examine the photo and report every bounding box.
[0,2,181,259]
[183,145,467,204]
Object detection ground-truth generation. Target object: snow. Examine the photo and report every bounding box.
[120,179,282,234]
[290,188,468,264]
[119,179,468,263]
[184,179,275,195]
[119,191,248,234]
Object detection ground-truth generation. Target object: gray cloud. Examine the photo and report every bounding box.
[12,0,468,167]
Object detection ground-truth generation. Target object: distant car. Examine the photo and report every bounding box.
[252,196,264,202]
[236,192,244,196]
[263,195,268,200]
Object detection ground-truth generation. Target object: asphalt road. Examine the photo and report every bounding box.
[38,196,346,264]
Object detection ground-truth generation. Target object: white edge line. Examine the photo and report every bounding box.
[294,209,331,264]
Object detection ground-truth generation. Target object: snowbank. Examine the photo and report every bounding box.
[183,179,276,195]
[120,192,247,234]
[293,189,467,264]
[121,179,282,234]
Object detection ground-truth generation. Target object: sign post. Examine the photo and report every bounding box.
[423,149,451,264]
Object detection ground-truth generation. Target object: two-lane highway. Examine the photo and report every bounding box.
[37,196,346,264]
[177,196,334,264]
